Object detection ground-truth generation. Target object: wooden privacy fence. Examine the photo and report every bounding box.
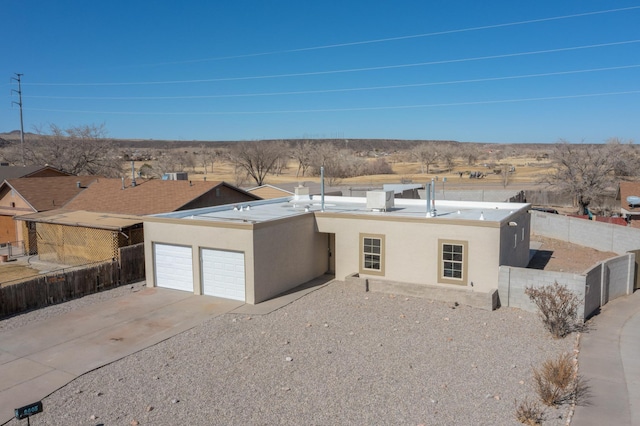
[118,242,145,284]
[0,243,146,319]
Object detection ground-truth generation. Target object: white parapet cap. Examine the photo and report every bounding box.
[149,195,530,224]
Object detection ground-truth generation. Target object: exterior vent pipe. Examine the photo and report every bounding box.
[131,161,136,187]
[320,166,325,212]
[425,182,431,218]
[431,178,437,216]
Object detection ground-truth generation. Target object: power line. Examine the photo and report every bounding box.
[23,39,640,86]
[22,64,640,100]
[102,6,640,68]
[23,89,640,115]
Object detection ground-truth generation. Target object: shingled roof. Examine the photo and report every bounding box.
[0,165,71,182]
[3,176,99,212]
[63,178,259,215]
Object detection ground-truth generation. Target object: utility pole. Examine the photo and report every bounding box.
[11,73,26,166]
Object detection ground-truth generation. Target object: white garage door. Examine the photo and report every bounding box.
[154,244,194,292]
[201,249,246,301]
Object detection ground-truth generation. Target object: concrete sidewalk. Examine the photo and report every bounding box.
[572,290,640,426]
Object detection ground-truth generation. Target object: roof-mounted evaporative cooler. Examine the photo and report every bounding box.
[366,190,394,212]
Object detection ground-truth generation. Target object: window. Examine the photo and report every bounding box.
[360,234,385,275]
[439,240,468,285]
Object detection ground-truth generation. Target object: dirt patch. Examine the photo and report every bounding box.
[529,235,618,273]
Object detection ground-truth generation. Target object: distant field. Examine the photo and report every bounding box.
[146,156,552,189]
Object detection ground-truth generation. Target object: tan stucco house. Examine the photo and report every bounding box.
[143,190,531,306]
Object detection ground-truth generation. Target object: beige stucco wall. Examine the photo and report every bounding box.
[144,214,327,304]
[144,205,531,302]
[144,219,255,299]
[315,213,512,294]
[252,214,328,303]
[498,208,531,268]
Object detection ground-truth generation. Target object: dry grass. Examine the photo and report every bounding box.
[0,262,41,286]
[515,397,545,425]
[138,155,552,188]
[532,352,590,407]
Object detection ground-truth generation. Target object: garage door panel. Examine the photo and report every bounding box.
[202,249,245,301]
[155,244,193,292]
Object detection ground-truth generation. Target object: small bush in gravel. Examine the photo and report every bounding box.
[514,397,545,425]
[525,282,581,338]
[533,353,589,407]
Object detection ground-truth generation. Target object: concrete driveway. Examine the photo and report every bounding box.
[0,287,243,423]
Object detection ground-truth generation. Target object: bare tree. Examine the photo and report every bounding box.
[606,137,638,177]
[459,144,479,166]
[309,143,340,185]
[154,150,181,177]
[439,145,458,172]
[411,143,438,174]
[199,145,222,174]
[9,123,124,177]
[293,140,314,178]
[228,141,285,186]
[544,140,618,214]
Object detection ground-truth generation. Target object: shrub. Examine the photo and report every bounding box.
[525,282,581,338]
[515,397,545,425]
[532,353,590,407]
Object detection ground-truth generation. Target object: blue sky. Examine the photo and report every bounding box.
[2,1,640,143]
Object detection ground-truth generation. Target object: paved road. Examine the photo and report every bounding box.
[572,290,640,425]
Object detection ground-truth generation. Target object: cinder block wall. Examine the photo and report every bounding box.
[531,212,640,254]
[601,253,635,301]
[499,252,635,320]
[498,266,586,319]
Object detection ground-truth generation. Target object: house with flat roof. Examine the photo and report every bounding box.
[143,189,531,308]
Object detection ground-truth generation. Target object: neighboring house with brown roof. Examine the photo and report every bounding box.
[63,178,260,215]
[246,184,294,200]
[617,181,640,228]
[10,179,259,265]
[0,176,97,247]
[0,165,71,182]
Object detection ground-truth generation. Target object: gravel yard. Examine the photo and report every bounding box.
[3,281,575,426]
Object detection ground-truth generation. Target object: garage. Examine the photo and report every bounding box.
[201,249,246,301]
[154,244,194,292]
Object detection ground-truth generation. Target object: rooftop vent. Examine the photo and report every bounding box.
[294,185,311,201]
[367,190,394,211]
